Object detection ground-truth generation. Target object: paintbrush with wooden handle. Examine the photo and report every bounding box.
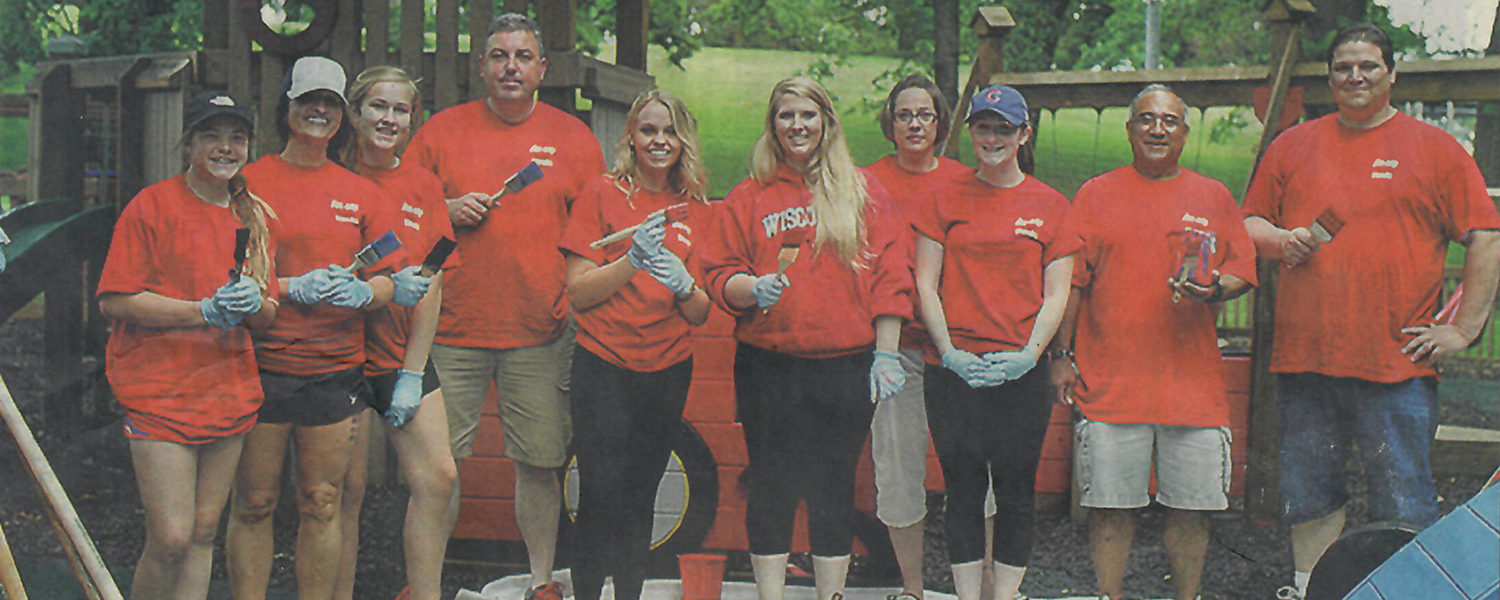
[589,203,692,250]
[762,227,807,315]
[487,162,545,206]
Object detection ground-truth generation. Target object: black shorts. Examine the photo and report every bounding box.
[257,366,370,426]
[364,361,441,417]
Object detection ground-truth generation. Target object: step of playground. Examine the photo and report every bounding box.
[461,571,1134,600]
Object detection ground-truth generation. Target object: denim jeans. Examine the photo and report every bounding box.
[1277,372,1440,527]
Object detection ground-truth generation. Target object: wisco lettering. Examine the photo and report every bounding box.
[761,207,818,238]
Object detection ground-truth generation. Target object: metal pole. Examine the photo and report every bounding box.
[1145,0,1162,69]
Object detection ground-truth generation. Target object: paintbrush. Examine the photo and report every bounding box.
[1308,208,1345,243]
[228,227,250,284]
[486,162,545,206]
[589,203,692,250]
[762,227,807,315]
[421,237,458,277]
[346,230,403,271]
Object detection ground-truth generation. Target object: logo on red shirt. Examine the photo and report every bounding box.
[1371,158,1399,180]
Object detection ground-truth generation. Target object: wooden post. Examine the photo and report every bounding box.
[27,65,84,202]
[399,0,425,84]
[536,0,578,113]
[226,0,254,152]
[468,0,493,103]
[616,0,649,71]
[363,0,390,69]
[1243,0,1315,526]
[114,57,152,208]
[330,0,362,77]
[434,0,462,111]
[940,6,1013,158]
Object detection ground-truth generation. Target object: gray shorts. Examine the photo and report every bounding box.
[1074,417,1231,511]
[431,321,576,467]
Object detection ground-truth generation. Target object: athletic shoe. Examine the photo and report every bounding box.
[525,581,564,600]
[1275,586,1304,600]
[886,593,920,600]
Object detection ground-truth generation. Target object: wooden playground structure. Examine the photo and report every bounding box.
[2,1,1499,597]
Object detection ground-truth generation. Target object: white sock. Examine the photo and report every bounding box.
[1294,570,1311,594]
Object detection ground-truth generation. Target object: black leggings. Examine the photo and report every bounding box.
[925,361,1053,566]
[569,347,693,600]
[735,343,876,557]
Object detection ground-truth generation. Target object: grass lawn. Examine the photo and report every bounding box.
[0,66,33,174]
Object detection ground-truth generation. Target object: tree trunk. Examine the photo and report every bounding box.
[1472,6,1500,184]
[933,0,960,111]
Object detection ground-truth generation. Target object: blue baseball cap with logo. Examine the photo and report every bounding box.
[966,84,1028,125]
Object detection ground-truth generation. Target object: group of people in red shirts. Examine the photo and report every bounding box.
[99,12,1498,600]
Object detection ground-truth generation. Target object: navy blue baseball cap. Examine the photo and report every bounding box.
[966,84,1028,125]
[184,90,253,131]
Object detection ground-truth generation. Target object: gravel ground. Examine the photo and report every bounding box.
[0,317,1494,600]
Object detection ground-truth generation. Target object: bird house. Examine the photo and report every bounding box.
[971,6,1016,38]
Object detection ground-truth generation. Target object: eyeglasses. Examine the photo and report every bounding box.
[894,111,938,125]
[1131,112,1184,131]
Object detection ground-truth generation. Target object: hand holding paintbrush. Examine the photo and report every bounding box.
[448,162,545,227]
[590,203,692,250]
[1282,208,1342,268]
[757,228,807,314]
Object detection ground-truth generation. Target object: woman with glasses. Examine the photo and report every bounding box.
[914,85,1080,600]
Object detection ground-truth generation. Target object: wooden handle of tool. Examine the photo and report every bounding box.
[0,375,123,600]
[0,522,28,600]
[590,223,643,250]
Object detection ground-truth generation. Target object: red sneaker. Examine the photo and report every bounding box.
[525,581,565,600]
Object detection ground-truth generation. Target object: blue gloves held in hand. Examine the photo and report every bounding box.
[750,273,788,309]
[981,346,1040,382]
[286,267,339,305]
[943,346,1041,388]
[384,369,424,428]
[200,275,262,329]
[869,350,906,403]
[941,348,990,388]
[325,265,374,308]
[627,213,666,270]
[391,265,432,307]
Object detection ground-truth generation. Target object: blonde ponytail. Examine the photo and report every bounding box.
[227,174,278,289]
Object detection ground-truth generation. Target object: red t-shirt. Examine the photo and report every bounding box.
[1070,167,1258,427]
[243,154,400,375]
[863,155,971,352]
[99,175,281,443]
[359,160,463,375]
[559,177,711,371]
[406,100,606,350]
[700,165,914,358]
[913,174,1082,364]
[1243,112,1500,382]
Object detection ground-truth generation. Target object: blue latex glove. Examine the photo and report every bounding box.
[217,274,263,316]
[648,251,696,298]
[199,296,240,329]
[325,264,374,309]
[384,369,424,428]
[981,347,1040,382]
[0,248,7,274]
[627,213,666,270]
[869,350,906,403]
[941,348,992,388]
[750,273,788,309]
[390,265,432,307]
[286,267,338,305]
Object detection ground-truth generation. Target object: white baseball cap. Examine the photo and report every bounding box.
[283,56,347,102]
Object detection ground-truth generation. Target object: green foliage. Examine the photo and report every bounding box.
[1208,107,1251,145]
[1071,0,1268,70]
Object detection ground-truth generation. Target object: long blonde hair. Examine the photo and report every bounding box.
[750,77,869,267]
[226,174,278,289]
[610,89,710,203]
[340,65,422,171]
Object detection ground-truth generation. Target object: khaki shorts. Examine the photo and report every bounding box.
[1074,416,1231,511]
[432,323,575,467]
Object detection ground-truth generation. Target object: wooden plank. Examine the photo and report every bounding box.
[256,55,285,159]
[616,0,649,71]
[400,0,425,81]
[434,0,461,110]
[469,0,493,104]
[535,0,576,56]
[504,0,529,15]
[113,57,152,210]
[201,0,229,50]
[364,0,389,68]
[330,0,362,77]
[226,0,253,134]
[28,65,84,202]
[0,94,27,118]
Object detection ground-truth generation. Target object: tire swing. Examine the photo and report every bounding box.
[237,0,340,57]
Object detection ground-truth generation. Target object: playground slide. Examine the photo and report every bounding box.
[0,199,115,325]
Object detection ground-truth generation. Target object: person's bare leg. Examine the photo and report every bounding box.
[1290,507,1345,587]
[888,521,925,598]
[951,560,985,600]
[1089,508,1135,599]
[980,515,995,600]
[812,555,850,600]
[749,553,789,600]
[129,439,199,600]
[176,436,245,600]
[292,416,360,600]
[990,562,1025,600]
[227,423,293,600]
[389,393,457,600]
[333,409,371,600]
[514,461,562,587]
[1163,509,1208,600]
